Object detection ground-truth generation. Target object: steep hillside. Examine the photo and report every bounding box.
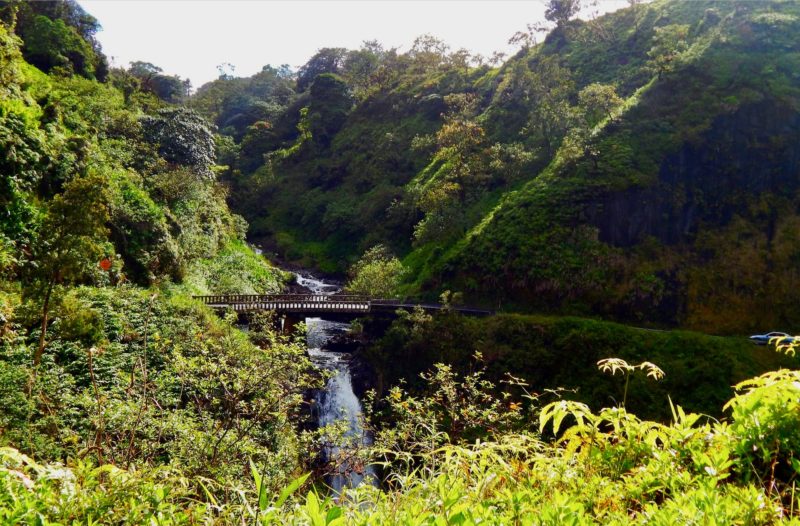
[1,1,307,510]
[0,5,285,293]
[220,0,800,333]
[446,0,800,333]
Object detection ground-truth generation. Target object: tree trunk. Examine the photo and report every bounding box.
[34,280,54,367]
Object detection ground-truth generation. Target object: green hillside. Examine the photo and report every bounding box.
[4,0,800,523]
[0,0,309,510]
[221,0,800,334]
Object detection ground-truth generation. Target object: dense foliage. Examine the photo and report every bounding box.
[345,244,406,298]
[2,0,108,80]
[216,0,800,334]
[0,9,313,522]
[4,1,800,524]
[4,343,800,524]
[361,310,796,421]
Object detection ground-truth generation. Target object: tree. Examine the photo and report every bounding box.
[578,83,623,126]
[341,40,387,99]
[306,73,352,148]
[190,63,295,142]
[508,22,549,51]
[408,34,457,73]
[489,51,507,66]
[129,61,190,103]
[410,94,491,245]
[276,63,294,79]
[15,0,100,41]
[520,57,576,156]
[296,47,348,92]
[407,34,450,73]
[346,245,406,298]
[647,24,690,79]
[435,94,490,200]
[128,60,161,79]
[21,15,98,78]
[26,173,110,366]
[557,83,624,168]
[410,34,449,57]
[216,62,235,80]
[11,0,108,80]
[448,48,472,73]
[544,0,583,26]
[141,107,217,179]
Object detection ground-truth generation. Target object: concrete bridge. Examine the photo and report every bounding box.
[193,294,492,318]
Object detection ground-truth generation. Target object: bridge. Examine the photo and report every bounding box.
[193,294,492,317]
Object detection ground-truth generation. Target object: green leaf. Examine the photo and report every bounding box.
[250,459,267,511]
[275,472,310,508]
[306,492,324,526]
[325,506,343,524]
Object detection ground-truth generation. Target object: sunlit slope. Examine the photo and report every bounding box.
[220,0,800,333]
[433,1,800,332]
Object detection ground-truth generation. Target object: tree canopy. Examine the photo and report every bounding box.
[296,47,348,92]
[346,244,406,298]
[141,107,217,179]
[8,0,107,80]
[544,0,583,26]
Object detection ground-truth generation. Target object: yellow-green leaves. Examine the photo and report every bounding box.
[539,400,593,436]
[597,358,665,380]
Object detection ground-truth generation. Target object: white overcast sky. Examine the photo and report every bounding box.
[80,0,628,89]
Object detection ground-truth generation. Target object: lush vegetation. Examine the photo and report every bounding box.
[5,336,800,524]
[345,244,406,298]
[0,3,317,522]
[361,311,797,421]
[214,0,800,334]
[3,0,800,524]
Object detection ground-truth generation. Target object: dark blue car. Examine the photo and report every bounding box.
[749,332,795,346]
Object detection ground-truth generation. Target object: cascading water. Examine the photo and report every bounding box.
[297,272,376,494]
[295,272,341,295]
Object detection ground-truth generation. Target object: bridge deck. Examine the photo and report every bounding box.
[193,294,491,316]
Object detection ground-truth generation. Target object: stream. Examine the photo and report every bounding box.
[295,272,377,495]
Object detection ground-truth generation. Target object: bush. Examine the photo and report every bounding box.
[346,245,406,298]
[726,369,800,488]
[141,108,217,180]
[1,286,318,492]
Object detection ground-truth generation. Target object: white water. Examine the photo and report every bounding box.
[299,272,376,494]
[295,272,341,295]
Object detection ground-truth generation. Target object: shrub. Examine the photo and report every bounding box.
[346,245,407,298]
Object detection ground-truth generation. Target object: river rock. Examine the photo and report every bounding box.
[325,331,366,353]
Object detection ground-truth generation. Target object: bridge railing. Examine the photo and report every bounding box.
[369,299,404,305]
[192,294,493,316]
[193,294,370,305]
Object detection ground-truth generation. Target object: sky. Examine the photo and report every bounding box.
[80,0,629,89]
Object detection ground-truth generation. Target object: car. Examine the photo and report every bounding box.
[749,332,795,346]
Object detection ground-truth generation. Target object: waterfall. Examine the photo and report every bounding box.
[295,272,341,295]
[298,272,376,494]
